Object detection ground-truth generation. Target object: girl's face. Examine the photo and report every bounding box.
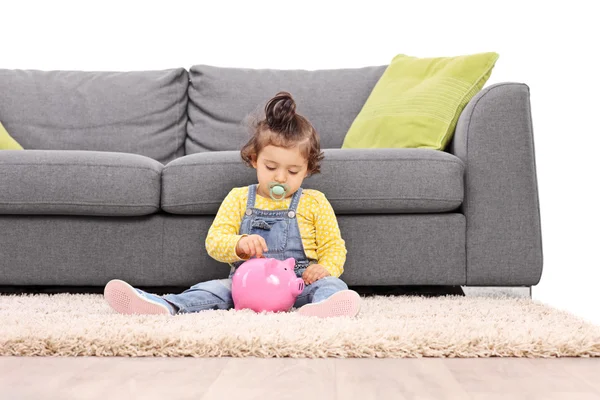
[251,144,309,199]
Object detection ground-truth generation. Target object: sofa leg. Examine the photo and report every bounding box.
[461,286,532,299]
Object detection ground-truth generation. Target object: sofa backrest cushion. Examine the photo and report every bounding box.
[0,68,188,164]
[186,64,386,153]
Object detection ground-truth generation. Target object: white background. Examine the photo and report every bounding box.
[2,0,599,324]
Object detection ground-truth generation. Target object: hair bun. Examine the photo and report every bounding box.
[265,91,297,132]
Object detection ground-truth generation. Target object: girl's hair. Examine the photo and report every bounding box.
[240,91,324,176]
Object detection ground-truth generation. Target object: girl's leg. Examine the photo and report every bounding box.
[104,279,233,315]
[104,279,178,315]
[293,277,361,317]
[163,279,234,313]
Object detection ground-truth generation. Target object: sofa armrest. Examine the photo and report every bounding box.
[449,83,543,286]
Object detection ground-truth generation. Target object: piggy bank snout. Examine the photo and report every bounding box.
[290,278,304,296]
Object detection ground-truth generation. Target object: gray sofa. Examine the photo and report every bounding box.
[0,66,543,293]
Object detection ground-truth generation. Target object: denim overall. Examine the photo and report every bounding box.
[232,184,311,274]
[163,184,348,313]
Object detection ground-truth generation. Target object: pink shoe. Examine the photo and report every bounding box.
[104,279,175,315]
[297,290,361,318]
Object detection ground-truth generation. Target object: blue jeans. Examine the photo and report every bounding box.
[163,276,348,314]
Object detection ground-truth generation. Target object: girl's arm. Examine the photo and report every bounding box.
[205,188,248,263]
[314,193,347,278]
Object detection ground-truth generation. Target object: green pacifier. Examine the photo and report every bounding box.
[268,182,290,201]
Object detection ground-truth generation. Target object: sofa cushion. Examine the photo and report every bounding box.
[186,64,386,153]
[0,150,162,216]
[161,148,464,214]
[342,52,499,150]
[0,68,188,164]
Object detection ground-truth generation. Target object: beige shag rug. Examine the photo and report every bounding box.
[1,293,599,358]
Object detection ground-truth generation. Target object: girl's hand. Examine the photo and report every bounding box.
[302,264,331,285]
[236,234,268,259]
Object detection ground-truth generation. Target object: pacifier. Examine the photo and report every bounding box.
[268,181,290,201]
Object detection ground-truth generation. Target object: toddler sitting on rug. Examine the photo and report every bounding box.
[104,92,361,318]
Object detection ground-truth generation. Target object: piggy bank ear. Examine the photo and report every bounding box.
[266,258,277,270]
[284,258,295,269]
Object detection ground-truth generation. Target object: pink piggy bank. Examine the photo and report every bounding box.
[231,257,305,313]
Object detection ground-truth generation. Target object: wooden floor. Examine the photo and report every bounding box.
[1,357,599,399]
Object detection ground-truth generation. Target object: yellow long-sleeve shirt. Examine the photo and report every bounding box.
[205,186,347,277]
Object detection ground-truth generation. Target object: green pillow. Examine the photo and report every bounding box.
[0,121,23,150]
[342,52,499,150]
